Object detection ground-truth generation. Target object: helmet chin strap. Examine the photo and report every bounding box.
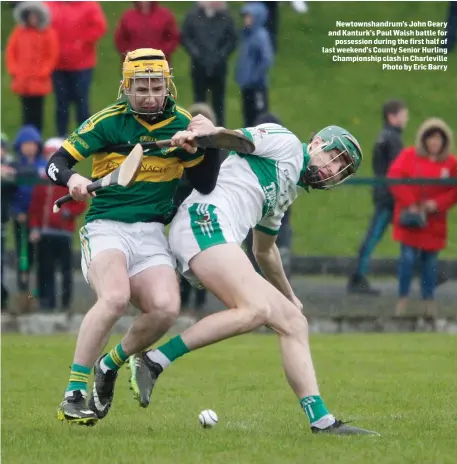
[130,92,167,119]
[303,166,329,190]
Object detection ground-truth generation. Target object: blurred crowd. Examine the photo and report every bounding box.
[1,1,457,318]
[347,101,457,318]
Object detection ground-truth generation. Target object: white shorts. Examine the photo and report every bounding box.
[169,202,238,287]
[79,219,175,284]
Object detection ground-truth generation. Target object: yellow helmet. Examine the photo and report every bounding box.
[118,48,177,114]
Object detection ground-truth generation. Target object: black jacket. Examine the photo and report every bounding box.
[181,5,237,77]
[372,124,403,209]
[1,158,17,224]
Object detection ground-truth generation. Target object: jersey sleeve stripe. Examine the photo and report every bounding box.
[90,104,126,124]
[265,130,293,135]
[254,224,280,236]
[93,107,128,125]
[240,128,254,142]
[63,140,85,161]
[182,155,204,168]
[176,106,192,120]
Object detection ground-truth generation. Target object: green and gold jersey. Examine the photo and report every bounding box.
[63,98,203,224]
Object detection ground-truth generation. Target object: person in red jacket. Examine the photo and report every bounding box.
[114,2,179,64]
[388,118,457,317]
[45,1,107,137]
[29,138,86,312]
[6,2,59,133]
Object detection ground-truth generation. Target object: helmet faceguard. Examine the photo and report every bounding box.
[119,48,177,118]
[303,126,363,190]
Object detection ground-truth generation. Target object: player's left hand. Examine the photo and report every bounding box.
[171,130,198,154]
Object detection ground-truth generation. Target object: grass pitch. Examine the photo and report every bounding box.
[2,333,456,463]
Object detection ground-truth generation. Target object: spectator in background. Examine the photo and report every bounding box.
[174,102,223,320]
[46,1,107,137]
[6,1,59,133]
[259,2,309,54]
[29,138,86,313]
[244,112,293,278]
[388,118,457,318]
[347,100,408,295]
[115,2,179,64]
[11,125,46,312]
[1,134,16,312]
[261,1,279,53]
[236,2,274,127]
[181,2,237,126]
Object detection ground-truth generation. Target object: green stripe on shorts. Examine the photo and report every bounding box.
[188,203,227,251]
[79,226,92,268]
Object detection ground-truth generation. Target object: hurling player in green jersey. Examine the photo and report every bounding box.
[46,49,221,425]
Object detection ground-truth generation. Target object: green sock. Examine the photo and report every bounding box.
[66,364,91,394]
[156,335,190,364]
[103,343,129,371]
[300,395,331,424]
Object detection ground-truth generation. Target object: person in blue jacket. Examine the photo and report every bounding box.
[235,2,274,127]
[11,124,46,301]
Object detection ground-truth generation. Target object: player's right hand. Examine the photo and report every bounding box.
[67,173,95,201]
[171,130,198,154]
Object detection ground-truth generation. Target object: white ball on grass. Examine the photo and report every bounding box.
[198,409,218,428]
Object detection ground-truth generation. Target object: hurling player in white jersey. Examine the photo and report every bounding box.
[129,115,380,436]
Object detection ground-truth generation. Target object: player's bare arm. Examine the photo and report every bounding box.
[252,228,302,310]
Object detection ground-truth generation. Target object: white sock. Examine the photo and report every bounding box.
[311,414,336,429]
[65,390,87,399]
[100,357,111,374]
[146,350,171,369]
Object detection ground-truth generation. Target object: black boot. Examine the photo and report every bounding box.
[347,274,380,296]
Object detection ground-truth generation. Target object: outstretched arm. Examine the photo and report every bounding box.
[252,228,302,311]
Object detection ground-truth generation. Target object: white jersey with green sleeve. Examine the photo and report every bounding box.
[181,123,305,242]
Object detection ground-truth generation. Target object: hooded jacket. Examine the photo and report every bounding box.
[45,1,107,71]
[388,118,457,251]
[11,125,47,216]
[235,2,274,89]
[29,183,86,236]
[114,2,180,62]
[6,2,59,96]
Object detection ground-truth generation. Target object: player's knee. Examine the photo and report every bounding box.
[147,292,180,323]
[98,289,130,317]
[265,298,308,336]
[243,300,272,327]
